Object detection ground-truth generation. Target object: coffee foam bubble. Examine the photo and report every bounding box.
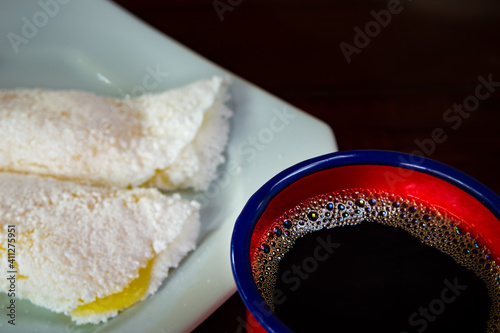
[252,188,500,332]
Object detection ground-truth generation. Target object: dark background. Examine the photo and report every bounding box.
[111,0,500,331]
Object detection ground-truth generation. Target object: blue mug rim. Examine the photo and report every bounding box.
[230,150,500,333]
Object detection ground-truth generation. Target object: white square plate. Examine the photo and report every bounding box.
[0,1,337,332]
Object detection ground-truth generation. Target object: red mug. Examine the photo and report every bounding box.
[231,150,500,332]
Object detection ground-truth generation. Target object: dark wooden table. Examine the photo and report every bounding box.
[112,1,500,331]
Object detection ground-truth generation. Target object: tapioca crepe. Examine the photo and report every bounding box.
[0,76,232,191]
[0,76,233,324]
[0,172,200,324]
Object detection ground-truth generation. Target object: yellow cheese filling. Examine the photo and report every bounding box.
[72,257,155,317]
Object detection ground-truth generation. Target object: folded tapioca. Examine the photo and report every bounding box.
[0,76,232,191]
[0,172,200,324]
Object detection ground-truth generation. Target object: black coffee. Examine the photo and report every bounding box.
[252,189,500,332]
[274,223,490,332]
